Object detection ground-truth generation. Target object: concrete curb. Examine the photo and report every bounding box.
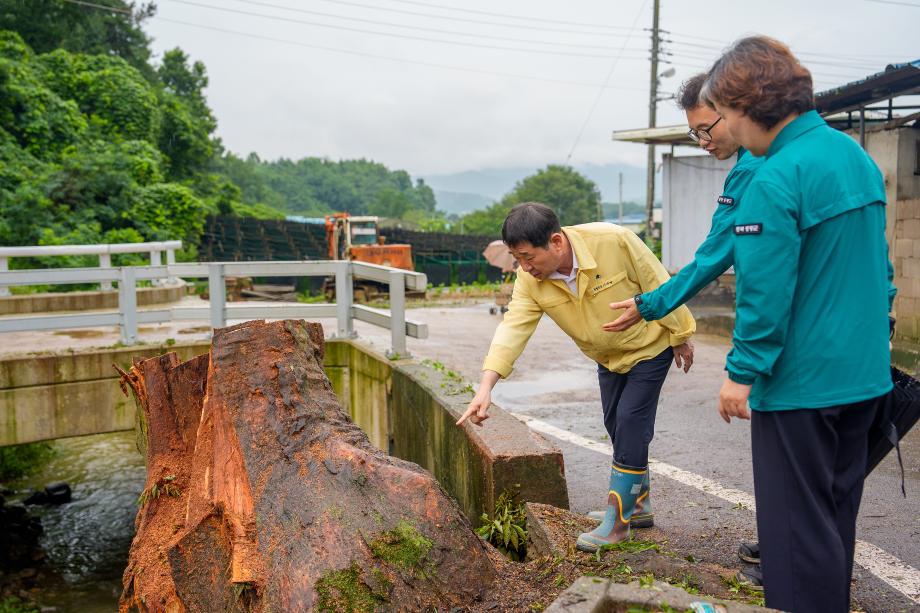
[0,282,187,315]
[547,577,777,613]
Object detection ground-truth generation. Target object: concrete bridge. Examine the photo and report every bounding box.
[0,244,569,520]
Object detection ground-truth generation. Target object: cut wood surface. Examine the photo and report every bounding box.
[118,319,495,612]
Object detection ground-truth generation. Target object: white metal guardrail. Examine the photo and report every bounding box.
[0,240,183,296]
[0,260,428,357]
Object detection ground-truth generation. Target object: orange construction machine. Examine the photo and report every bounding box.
[323,213,417,300]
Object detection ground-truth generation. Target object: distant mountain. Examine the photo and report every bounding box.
[423,162,661,211]
[432,190,495,216]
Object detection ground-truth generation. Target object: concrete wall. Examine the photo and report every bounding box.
[0,338,570,521]
[323,340,569,519]
[0,342,211,449]
[860,126,920,205]
[896,128,920,201]
[859,127,920,343]
[892,198,920,341]
[661,152,734,271]
[0,282,186,315]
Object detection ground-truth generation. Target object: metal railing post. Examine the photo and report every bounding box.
[335,261,354,338]
[149,250,162,286]
[118,267,137,345]
[0,257,8,297]
[166,248,177,285]
[208,263,226,330]
[99,253,112,291]
[388,270,407,358]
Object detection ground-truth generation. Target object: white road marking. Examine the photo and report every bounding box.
[517,415,920,605]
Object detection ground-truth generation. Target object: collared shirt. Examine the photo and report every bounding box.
[482,223,695,377]
[727,110,893,411]
[636,147,763,322]
[548,249,579,294]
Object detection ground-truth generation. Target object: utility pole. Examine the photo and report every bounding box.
[645,0,660,240]
[618,172,624,224]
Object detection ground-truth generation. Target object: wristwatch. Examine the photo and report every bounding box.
[633,294,644,306]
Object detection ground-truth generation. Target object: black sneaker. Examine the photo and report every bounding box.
[736,564,764,592]
[737,540,760,564]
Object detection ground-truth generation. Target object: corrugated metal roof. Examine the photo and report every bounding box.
[814,59,920,115]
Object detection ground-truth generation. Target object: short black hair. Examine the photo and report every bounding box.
[501,202,561,248]
[677,73,708,111]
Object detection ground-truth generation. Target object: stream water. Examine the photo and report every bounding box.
[9,432,145,612]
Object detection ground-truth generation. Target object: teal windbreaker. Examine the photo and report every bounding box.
[727,110,895,411]
[637,148,764,322]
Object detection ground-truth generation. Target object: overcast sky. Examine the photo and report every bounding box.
[144,0,918,176]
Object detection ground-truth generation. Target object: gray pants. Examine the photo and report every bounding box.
[597,347,673,468]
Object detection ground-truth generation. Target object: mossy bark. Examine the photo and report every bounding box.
[118,319,495,612]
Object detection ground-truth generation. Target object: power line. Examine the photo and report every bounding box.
[565,0,650,164]
[665,48,877,79]
[154,16,653,92]
[666,31,909,64]
[381,0,641,31]
[62,0,659,86]
[219,0,645,51]
[666,38,883,70]
[166,0,649,59]
[238,0,641,38]
[659,40,886,84]
[60,0,132,14]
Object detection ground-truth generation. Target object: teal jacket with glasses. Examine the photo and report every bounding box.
[727,110,895,411]
[636,147,763,322]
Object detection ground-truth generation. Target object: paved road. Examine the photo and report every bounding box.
[388,303,920,612]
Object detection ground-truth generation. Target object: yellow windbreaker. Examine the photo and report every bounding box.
[482,223,695,377]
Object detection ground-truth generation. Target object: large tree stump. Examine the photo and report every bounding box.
[118,320,496,612]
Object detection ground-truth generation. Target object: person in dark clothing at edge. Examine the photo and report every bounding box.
[701,36,896,613]
[602,75,768,585]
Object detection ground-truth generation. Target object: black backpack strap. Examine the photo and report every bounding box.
[883,420,906,497]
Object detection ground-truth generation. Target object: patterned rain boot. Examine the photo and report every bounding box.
[587,467,653,528]
[630,468,654,529]
[576,461,645,552]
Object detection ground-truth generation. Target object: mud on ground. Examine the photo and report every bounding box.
[468,504,765,613]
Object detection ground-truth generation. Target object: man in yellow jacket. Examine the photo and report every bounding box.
[456,202,695,551]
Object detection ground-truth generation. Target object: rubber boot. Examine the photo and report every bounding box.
[631,469,654,528]
[587,468,654,528]
[576,462,645,552]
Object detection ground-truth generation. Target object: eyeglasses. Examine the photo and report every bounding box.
[688,116,721,143]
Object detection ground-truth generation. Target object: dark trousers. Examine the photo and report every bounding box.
[597,347,673,468]
[751,397,879,613]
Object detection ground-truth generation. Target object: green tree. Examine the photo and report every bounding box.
[457,165,602,236]
[129,182,206,243]
[455,202,509,237]
[212,154,438,219]
[0,33,87,159]
[38,50,160,143]
[156,48,216,179]
[369,188,412,218]
[0,0,157,79]
[500,165,601,226]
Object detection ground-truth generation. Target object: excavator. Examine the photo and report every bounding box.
[323,213,421,301]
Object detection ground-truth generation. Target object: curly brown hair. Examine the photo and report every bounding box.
[701,36,814,130]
